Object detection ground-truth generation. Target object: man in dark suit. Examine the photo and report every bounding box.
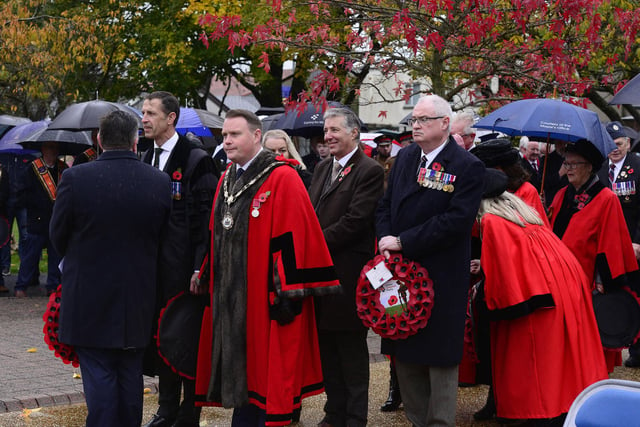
[377,95,485,427]
[50,111,172,427]
[140,91,218,427]
[309,107,385,427]
[597,121,640,367]
[15,141,67,297]
[519,136,542,190]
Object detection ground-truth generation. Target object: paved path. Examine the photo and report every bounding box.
[0,273,384,413]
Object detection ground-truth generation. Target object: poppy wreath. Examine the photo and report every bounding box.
[42,284,79,367]
[356,253,435,340]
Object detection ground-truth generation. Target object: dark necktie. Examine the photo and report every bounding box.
[153,147,163,169]
[417,154,427,176]
[236,167,244,179]
[531,160,538,172]
[609,163,616,185]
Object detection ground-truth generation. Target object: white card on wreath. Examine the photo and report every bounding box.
[366,261,394,290]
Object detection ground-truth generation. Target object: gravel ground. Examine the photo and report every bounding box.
[1,356,639,427]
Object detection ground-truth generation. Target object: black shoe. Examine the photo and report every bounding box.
[292,406,301,423]
[625,357,640,368]
[474,386,496,421]
[380,387,402,412]
[143,414,175,427]
[171,422,199,427]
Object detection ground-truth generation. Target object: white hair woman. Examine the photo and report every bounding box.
[477,169,607,425]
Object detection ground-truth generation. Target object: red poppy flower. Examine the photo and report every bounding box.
[343,166,352,176]
[258,192,270,203]
[630,169,635,174]
[388,295,398,305]
[431,162,442,171]
[172,170,183,181]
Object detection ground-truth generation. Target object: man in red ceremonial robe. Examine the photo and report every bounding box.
[480,169,607,423]
[193,110,340,427]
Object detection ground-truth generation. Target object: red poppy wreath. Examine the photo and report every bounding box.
[356,253,435,340]
[43,284,79,367]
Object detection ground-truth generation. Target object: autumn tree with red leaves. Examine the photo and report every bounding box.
[199,0,640,119]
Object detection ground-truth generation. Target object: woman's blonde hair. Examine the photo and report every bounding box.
[262,129,307,170]
[478,191,544,227]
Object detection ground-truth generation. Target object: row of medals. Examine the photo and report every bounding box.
[418,168,456,192]
[612,180,636,199]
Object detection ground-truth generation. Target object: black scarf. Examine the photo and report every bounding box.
[553,175,604,239]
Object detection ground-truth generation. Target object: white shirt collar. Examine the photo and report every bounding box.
[335,145,359,167]
[422,138,448,167]
[238,148,263,171]
[153,132,179,170]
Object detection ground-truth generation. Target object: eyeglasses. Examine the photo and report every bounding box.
[408,116,444,126]
[562,161,589,170]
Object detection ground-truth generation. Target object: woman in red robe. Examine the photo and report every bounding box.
[549,139,640,373]
[465,138,550,421]
[480,169,608,423]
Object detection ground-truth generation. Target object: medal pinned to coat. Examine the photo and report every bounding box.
[417,161,456,192]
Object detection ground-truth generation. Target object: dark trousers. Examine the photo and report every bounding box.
[318,329,369,427]
[75,346,145,427]
[629,341,640,360]
[15,232,61,291]
[156,359,201,424]
[231,404,266,427]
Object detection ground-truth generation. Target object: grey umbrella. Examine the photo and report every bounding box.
[610,74,640,105]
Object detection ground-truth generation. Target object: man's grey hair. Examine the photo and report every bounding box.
[324,107,361,139]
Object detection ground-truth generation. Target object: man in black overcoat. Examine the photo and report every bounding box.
[376,95,485,427]
[140,91,218,427]
[50,111,172,427]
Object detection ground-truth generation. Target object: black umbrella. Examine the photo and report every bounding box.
[273,101,367,137]
[610,74,640,105]
[261,113,284,132]
[48,100,142,131]
[19,127,93,155]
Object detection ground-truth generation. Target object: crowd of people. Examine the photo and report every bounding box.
[2,90,640,427]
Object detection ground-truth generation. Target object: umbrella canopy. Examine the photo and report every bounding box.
[273,101,367,138]
[176,108,224,137]
[609,74,640,105]
[19,125,93,155]
[474,98,615,157]
[0,121,46,154]
[261,114,284,132]
[48,100,142,131]
[0,115,31,127]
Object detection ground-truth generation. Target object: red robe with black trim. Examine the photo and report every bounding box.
[550,186,640,372]
[459,182,549,385]
[481,214,607,419]
[195,160,340,426]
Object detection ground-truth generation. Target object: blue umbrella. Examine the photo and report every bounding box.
[0,121,45,154]
[609,73,640,105]
[273,101,367,138]
[176,108,224,137]
[474,98,614,157]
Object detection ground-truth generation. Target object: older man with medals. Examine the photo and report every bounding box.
[376,95,485,427]
[194,109,340,426]
[597,121,640,367]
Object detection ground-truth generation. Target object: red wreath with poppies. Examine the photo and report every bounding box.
[356,253,435,340]
[42,284,79,367]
